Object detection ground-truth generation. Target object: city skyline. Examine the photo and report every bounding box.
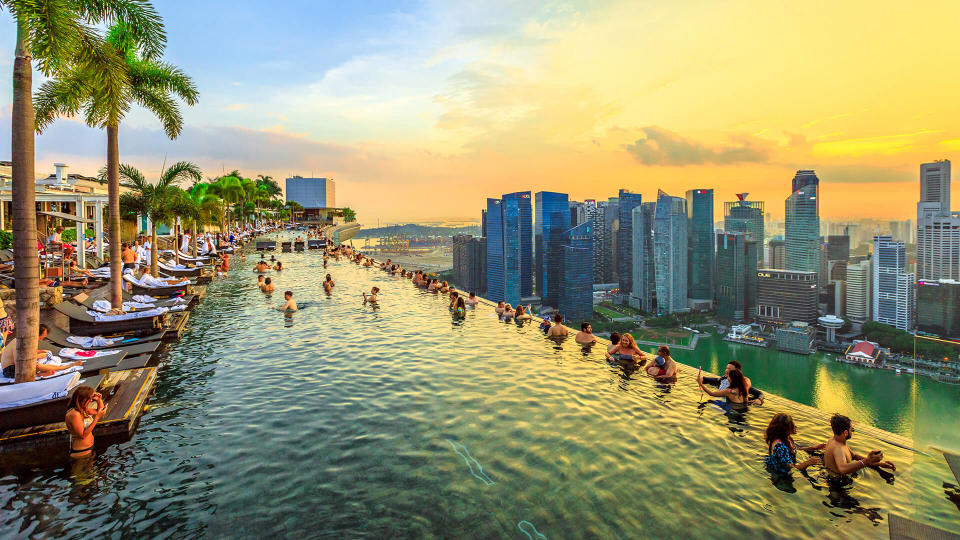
[2,1,958,222]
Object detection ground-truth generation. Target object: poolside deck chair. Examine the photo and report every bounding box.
[0,373,105,432]
[122,273,190,297]
[281,241,292,252]
[78,288,196,311]
[294,241,305,252]
[44,325,165,350]
[256,241,276,251]
[52,301,167,337]
[36,342,129,376]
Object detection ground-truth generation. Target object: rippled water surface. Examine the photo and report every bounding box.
[2,237,959,538]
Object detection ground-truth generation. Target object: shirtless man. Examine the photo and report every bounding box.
[279,290,298,311]
[257,275,265,290]
[574,322,599,345]
[120,243,137,271]
[465,292,479,306]
[1,324,82,379]
[262,277,275,294]
[363,287,380,304]
[254,260,270,273]
[823,414,895,476]
[546,313,568,338]
[323,274,335,294]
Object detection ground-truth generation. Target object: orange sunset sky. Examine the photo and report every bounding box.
[3,1,958,223]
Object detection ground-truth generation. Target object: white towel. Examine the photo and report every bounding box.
[170,304,186,311]
[123,301,155,310]
[86,306,168,321]
[91,299,112,313]
[67,335,118,348]
[59,348,120,359]
[132,295,157,303]
[0,372,80,404]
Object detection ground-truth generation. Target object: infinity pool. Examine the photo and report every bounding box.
[2,237,958,538]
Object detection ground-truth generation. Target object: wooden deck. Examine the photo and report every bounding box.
[162,310,191,342]
[0,368,157,454]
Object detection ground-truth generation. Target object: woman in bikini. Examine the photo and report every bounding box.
[606,333,650,364]
[65,385,106,458]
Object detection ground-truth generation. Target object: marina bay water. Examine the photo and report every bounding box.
[1,237,958,538]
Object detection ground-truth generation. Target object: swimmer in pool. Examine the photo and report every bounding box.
[65,385,106,459]
[453,297,466,318]
[605,333,648,363]
[607,332,621,354]
[575,322,598,345]
[495,301,506,316]
[323,274,335,293]
[465,292,479,306]
[262,277,275,294]
[645,345,678,378]
[254,260,269,273]
[449,291,459,309]
[822,414,895,476]
[257,274,265,290]
[279,290,297,311]
[546,313,568,338]
[514,304,532,321]
[363,287,380,304]
[697,367,748,405]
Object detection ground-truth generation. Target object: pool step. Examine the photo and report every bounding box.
[889,513,959,540]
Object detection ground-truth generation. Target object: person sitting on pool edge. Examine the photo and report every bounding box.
[262,277,275,294]
[701,360,764,405]
[65,385,106,459]
[823,414,895,476]
[363,287,380,304]
[764,413,824,475]
[279,291,298,311]
[1,324,82,379]
[546,313,568,338]
[575,322,598,345]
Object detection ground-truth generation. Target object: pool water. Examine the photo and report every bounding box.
[2,238,959,538]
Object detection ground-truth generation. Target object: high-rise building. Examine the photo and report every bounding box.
[792,169,820,193]
[785,171,821,280]
[653,191,688,314]
[716,232,757,321]
[485,192,533,306]
[485,198,505,303]
[917,279,960,338]
[768,237,785,269]
[569,201,587,227]
[629,202,657,312]
[724,196,764,264]
[584,200,606,284]
[826,235,850,281]
[845,259,871,324]
[535,191,570,308]
[617,190,643,295]
[601,199,619,283]
[452,234,487,296]
[559,222,594,323]
[686,189,714,308]
[920,160,950,210]
[873,235,915,331]
[917,160,958,281]
[756,269,819,326]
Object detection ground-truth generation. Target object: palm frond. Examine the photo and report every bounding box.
[159,160,202,187]
[80,0,166,59]
[131,84,182,138]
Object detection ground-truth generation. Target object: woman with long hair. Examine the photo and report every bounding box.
[763,413,824,475]
[606,333,649,363]
[65,385,106,458]
[514,304,532,321]
[454,297,466,319]
[697,367,749,405]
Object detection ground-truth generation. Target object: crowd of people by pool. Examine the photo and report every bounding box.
[325,248,900,495]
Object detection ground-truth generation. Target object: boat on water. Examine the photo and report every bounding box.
[723,324,768,348]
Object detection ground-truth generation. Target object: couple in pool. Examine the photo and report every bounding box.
[606,336,679,379]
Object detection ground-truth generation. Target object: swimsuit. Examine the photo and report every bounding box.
[765,441,796,475]
[70,415,94,455]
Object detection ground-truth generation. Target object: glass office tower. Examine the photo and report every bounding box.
[654,190,688,314]
[559,221,594,323]
[686,189,714,307]
[535,191,570,308]
[617,189,643,296]
[785,171,821,279]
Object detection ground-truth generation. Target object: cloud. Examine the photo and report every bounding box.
[624,126,770,166]
[811,130,941,157]
[226,103,248,111]
[816,164,913,184]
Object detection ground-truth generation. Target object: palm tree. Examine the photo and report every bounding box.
[117,161,202,276]
[208,175,243,228]
[185,183,222,256]
[341,207,357,222]
[6,1,164,383]
[35,21,197,309]
[286,201,304,223]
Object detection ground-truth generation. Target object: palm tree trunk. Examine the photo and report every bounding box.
[107,123,122,309]
[150,224,158,277]
[192,223,198,257]
[174,220,180,265]
[12,23,39,383]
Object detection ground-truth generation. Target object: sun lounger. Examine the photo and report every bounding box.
[256,241,276,251]
[281,242,292,252]
[53,301,167,336]
[33,343,129,376]
[308,239,326,249]
[294,241,305,252]
[122,273,190,296]
[44,325,164,350]
[77,288,194,311]
[0,373,105,432]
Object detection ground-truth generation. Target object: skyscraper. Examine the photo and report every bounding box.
[826,235,850,281]
[756,269,819,326]
[917,280,960,338]
[768,237,785,269]
[917,160,959,280]
[653,191,688,314]
[485,198,505,303]
[584,200,606,283]
[569,200,587,227]
[601,198,619,283]
[873,235,915,331]
[716,232,757,321]
[617,189,643,296]
[452,234,487,296]
[486,192,532,306]
[630,202,657,312]
[535,191,570,308]
[724,195,764,264]
[686,189,714,308]
[845,259,871,324]
[559,221,594,323]
[785,171,821,280]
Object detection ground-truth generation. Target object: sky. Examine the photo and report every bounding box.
[2,0,959,224]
